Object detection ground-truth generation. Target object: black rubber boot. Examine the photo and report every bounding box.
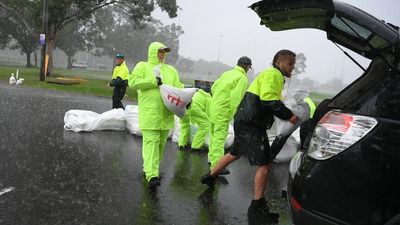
[247,198,280,223]
[200,172,216,187]
[148,177,161,190]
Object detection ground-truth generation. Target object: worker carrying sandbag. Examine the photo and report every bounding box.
[128,41,184,190]
[159,84,197,118]
[270,95,316,159]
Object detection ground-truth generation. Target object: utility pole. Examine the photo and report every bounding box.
[39,0,48,81]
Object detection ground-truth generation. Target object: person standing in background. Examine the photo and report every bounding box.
[109,53,129,109]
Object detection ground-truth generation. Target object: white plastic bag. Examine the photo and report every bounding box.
[16,78,24,85]
[171,118,235,149]
[172,116,181,143]
[274,102,310,137]
[9,73,16,84]
[125,105,141,135]
[274,135,300,163]
[159,84,197,118]
[64,109,125,132]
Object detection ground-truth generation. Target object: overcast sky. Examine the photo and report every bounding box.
[154,0,400,84]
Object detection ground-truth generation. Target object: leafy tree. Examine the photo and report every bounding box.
[0,2,38,67]
[9,31,38,67]
[0,12,12,49]
[0,0,179,78]
[0,9,11,49]
[86,8,183,66]
[56,20,89,69]
[293,52,307,76]
[175,56,194,75]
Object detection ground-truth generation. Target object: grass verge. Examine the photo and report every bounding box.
[1,64,333,105]
[0,65,138,101]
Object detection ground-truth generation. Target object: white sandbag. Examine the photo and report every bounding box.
[275,88,313,137]
[171,119,234,149]
[64,109,125,132]
[159,84,197,118]
[273,135,300,163]
[9,73,16,84]
[125,105,141,135]
[172,116,181,143]
[274,102,310,137]
[124,105,174,138]
[224,125,235,149]
[16,78,24,85]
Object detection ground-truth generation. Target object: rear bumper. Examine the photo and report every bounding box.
[287,177,349,225]
[287,189,345,224]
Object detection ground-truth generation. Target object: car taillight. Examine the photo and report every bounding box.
[291,197,302,213]
[308,110,378,160]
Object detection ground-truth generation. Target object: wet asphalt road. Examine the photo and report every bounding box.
[0,82,291,225]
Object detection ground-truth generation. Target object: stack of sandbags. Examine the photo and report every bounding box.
[64,109,125,132]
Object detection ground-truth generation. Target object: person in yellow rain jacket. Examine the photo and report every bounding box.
[201,50,299,221]
[128,42,183,190]
[207,56,252,174]
[109,53,129,109]
[178,89,211,151]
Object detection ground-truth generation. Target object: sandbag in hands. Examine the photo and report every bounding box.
[153,64,197,118]
[274,101,310,137]
[159,84,197,118]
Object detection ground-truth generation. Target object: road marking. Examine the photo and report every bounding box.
[0,187,15,196]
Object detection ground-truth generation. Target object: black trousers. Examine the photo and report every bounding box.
[112,84,127,109]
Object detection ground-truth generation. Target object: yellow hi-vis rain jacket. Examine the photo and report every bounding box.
[303,97,316,118]
[209,66,248,123]
[208,65,248,168]
[112,61,129,80]
[129,42,183,130]
[178,89,211,149]
[235,66,294,130]
[128,41,183,181]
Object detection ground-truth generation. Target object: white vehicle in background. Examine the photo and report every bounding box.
[72,61,88,69]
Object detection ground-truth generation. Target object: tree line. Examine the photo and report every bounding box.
[0,0,182,78]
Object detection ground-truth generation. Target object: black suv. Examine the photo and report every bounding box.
[251,0,400,224]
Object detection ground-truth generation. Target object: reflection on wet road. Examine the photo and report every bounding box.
[0,83,291,224]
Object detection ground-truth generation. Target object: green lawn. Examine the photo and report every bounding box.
[0,65,138,101]
[0,64,333,105]
[309,92,333,105]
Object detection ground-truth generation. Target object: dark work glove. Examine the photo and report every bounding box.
[110,77,123,87]
[156,77,162,86]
